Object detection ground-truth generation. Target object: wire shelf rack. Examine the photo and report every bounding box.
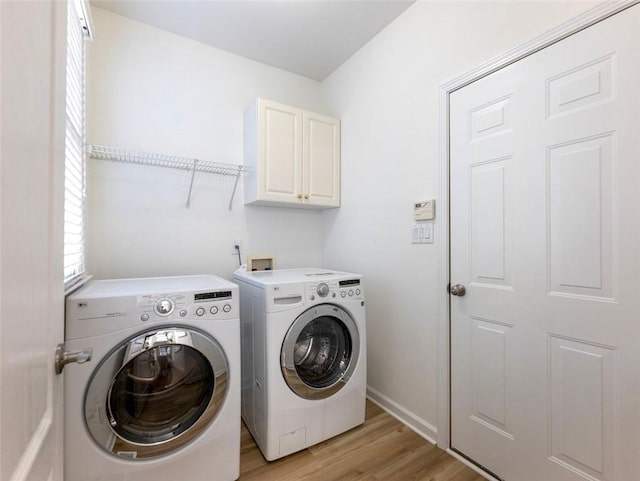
[87,144,249,209]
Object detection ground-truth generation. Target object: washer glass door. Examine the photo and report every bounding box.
[281,304,359,400]
[85,327,228,459]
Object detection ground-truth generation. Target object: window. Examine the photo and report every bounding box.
[64,0,91,288]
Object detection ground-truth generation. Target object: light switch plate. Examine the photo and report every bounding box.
[411,223,433,244]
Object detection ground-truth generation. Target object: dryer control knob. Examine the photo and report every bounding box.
[340,291,347,298]
[223,304,231,313]
[195,307,205,316]
[317,283,330,297]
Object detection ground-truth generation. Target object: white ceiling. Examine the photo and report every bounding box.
[90,0,415,81]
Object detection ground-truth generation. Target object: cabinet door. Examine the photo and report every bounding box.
[257,99,303,204]
[303,111,340,207]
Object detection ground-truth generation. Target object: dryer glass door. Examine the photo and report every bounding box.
[85,327,229,459]
[281,304,360,400]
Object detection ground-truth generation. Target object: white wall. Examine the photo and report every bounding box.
[321,1,598,438]
[86,8,328,280]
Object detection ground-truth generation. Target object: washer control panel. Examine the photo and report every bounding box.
[137,289,236,322]
[337,278,363,301]
[306,278,363,303]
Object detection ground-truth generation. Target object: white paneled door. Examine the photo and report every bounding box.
[450,5,639,481]
[1,2,66,481]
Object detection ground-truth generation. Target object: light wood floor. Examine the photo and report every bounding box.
[240,400,486,481]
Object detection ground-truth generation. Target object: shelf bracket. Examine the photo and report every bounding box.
[228,170,242,211]
[186,159,198,208]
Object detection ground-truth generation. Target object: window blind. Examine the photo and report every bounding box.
[64,0,89,287]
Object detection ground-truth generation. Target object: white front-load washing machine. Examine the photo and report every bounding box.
[233,268,367,461]
[64,275,240,481]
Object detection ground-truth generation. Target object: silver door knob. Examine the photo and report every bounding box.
[450,284,466,297]
[55,343,92,374]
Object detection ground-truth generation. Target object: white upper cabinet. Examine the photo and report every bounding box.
[244,98,340,208]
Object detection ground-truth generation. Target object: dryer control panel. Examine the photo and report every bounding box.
[66,275,239,340]
[137,289,236,323]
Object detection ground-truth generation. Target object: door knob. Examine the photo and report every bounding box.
[55,343,92,374]
[450,284,466,297]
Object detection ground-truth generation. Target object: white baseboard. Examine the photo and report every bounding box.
[366,386,438,446]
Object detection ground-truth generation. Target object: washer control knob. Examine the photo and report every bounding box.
[210,306,219,315]
[340,291,346,298]
[223,304,231,313]
[310,295,315,301]
[317,283,330,297]
[332,292,336,298]
[195,307,205,316]
[348,289,354,297]
[155,298,174,316]
[179,309,187,317]
[141,314,149,322]
[355,289,361,296]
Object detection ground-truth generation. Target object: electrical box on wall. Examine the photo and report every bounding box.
[414,200,435,221]
[412,199,434,244]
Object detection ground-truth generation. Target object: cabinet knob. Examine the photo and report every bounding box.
[304,195,309,200]
[297,194,302,199]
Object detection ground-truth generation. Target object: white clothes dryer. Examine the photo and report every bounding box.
[233,268,367,461]
[64,275,240,481]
